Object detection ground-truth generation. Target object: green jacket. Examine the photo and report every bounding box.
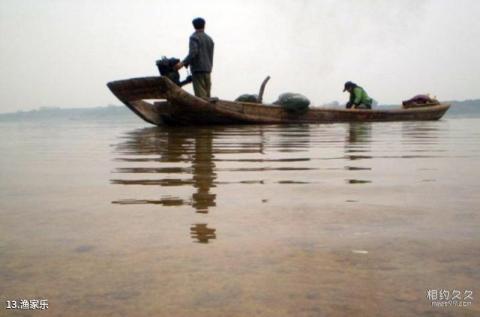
[349,86,372,106]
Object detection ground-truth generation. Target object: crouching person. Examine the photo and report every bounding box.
[343,81,373,109]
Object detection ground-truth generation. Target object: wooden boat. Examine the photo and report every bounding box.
[107,76,450,126]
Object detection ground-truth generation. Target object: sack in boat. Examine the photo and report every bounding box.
[235,94,259,103]
[274,93,310,113]
[402,94,439,108]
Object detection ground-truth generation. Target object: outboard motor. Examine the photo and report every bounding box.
[155,57,192,87]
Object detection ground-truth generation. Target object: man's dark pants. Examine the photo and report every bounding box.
[192,72,211,98]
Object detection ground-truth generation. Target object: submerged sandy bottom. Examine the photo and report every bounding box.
[1,119,479,316]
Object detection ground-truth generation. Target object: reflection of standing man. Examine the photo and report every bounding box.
[192,129,216,213]
[175,17,214,98]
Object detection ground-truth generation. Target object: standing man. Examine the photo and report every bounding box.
[175,17,214,99]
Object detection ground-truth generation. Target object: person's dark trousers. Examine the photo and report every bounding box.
[192,72,211,98]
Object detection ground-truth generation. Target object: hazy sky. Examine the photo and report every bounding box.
[1,0,479,113]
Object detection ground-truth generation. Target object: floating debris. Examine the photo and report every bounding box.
[352,250,368,254]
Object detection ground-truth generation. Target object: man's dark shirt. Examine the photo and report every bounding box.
[182,31,214,73]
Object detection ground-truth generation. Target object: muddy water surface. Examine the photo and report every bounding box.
[1,118,479,316]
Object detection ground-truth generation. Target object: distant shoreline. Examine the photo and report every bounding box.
[0,105,131,121]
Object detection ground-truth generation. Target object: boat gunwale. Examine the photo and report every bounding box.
[212,98,450,115]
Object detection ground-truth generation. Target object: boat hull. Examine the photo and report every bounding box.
[107,76,450,126]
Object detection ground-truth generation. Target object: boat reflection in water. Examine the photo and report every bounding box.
[344,123,373,185]
[345,122,372,159]
[111,127,220,242]
[190,223,216,243]
[111,127,218,212]
[191,129,216,213]
[111,126,270,243]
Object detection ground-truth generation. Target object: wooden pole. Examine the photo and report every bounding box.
[258,76,271,103]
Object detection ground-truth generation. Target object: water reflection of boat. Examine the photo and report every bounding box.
[400,121,444,141]
[347,123,372,144]
[275,125,311,153]
[191,129,216,213]
[345,123,373,185]
[190,224,216,243]
[111,127,216,214]
[345,123,373,161]
[107,76,450,126]
[111,125,317,209]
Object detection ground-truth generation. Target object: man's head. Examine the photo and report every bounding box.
[192,17,206,30]
[343,81,356,92]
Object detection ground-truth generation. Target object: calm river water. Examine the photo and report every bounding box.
[0,117,479,316]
